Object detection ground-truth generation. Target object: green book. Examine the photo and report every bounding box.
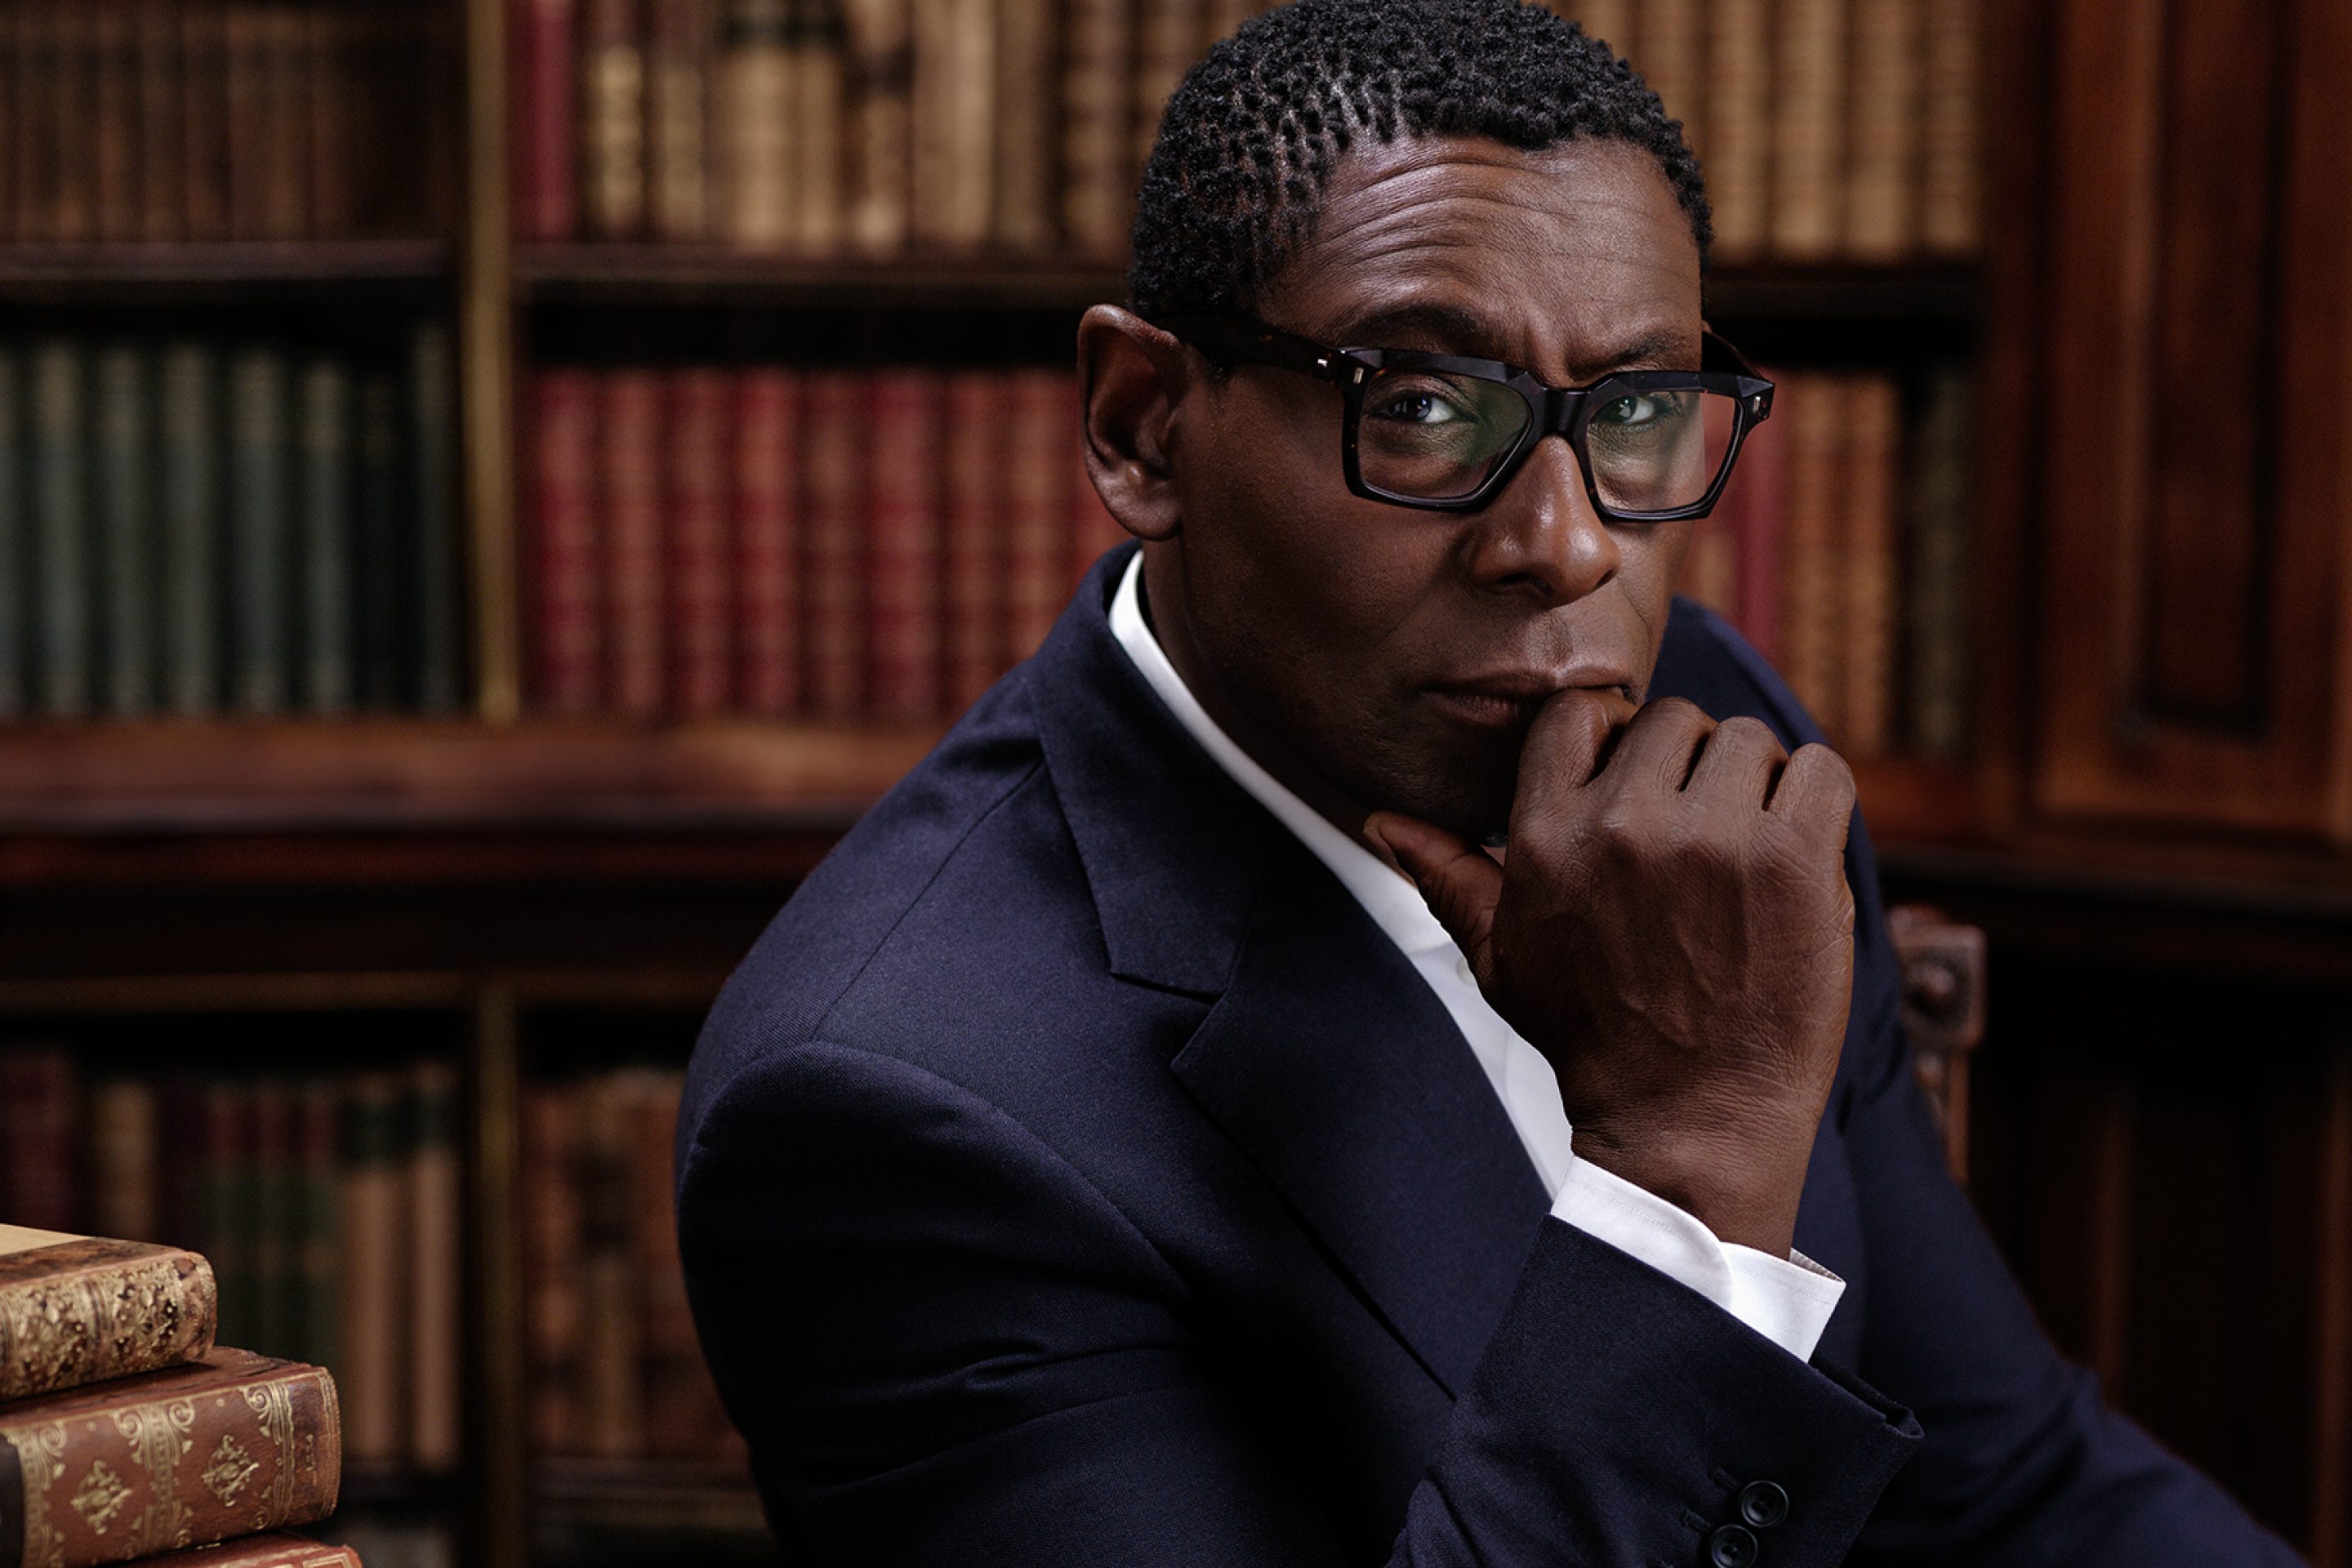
[95,344,157,717]
[30,340,91,718]
[0,349,26,720]
[159,342,224,715]
[1905,363,1973,762]
[354,369,404,709]
[298,357,354,715]
[410,323,462,713]
[228,345,292,715]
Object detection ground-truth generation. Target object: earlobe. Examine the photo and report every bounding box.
[1077,305,1192,543]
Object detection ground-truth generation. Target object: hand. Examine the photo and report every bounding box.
[1364,694,1856,1256]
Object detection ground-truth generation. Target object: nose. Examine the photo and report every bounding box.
[1458,432,1620,606]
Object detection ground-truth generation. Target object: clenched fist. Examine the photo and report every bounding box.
[1365,692,1857,1257]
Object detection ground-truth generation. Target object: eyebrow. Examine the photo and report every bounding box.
[1327,301,1691,381]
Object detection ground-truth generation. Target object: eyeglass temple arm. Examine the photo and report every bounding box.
[1153,314,1348,382]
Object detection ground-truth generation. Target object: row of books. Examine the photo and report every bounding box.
[522,1066,744,1464]
[1,0,451,246]
[1677,363,1972,760]
[525,364,1122,719]
[0,1220,352,1565]
[0,326,465,721]
[1566,0,1981,260]
[0,1047,465,1474]
[512,0,1269,253]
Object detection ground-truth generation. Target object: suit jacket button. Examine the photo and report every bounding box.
[1738,1480,1790,1530]
[1708,1523,1760,1567]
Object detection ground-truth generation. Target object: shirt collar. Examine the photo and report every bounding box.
[1107,551,1459,960]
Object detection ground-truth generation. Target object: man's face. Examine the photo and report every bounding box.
[1155,134,1704,840]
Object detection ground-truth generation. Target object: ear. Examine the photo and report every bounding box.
[1076,305,1196,543]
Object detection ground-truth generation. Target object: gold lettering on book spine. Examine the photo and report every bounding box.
[114,1396,198,1552]
[242,1379,301,1530]
[13,1421,71,1568]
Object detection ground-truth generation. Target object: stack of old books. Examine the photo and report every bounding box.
[0,1225,356,1568]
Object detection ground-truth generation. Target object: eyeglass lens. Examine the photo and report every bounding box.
[1357,367,1740,512]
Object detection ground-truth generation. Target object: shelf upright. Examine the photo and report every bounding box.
[463,0,523,724]
[470,980,530,1568]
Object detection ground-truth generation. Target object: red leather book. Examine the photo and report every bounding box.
[0,1228,216,1402]
[0,1348,341,1568]
[120,1533,360,1568]
[601,369,667,718]
[179,0,230,239]
[802,371,868,719]
[666,368,733,716]
[513,0,579,238]
[1725,369,1788,668]
[1,1048,78,1233]
[526,369,603,713]
[865,370,943,721]
[1003,369,1072,666]
[521,1082,585,1457]
[941,371,1004,712]
[733,368,802,716]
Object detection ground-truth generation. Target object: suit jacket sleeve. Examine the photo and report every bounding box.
[677,1038,1922,1567]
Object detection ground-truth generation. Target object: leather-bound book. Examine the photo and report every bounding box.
[1920,0,1980,255]
[842,0,912,255]
[93,0,139,243]
[178,0,230,241]
[648,0,713,240]
[785,0,844,252]
[406,1063,462,1472]
[304,6,353,238]
[1628,0,1701,167]
[801,370,866,719]
[908,0,987,249]
[258,2,309,239]
[665,368,733,717]
[513,0,581,241]
[94,344,158,718]
[940,370,1001,712]
[520,1083,586,1457]
[1130,0,1196,175]
[990,0,1051,252]
[1703,0,1770,261]
[732,368,801,715]
[1558,0,1626,57]
[1057,0,1128,257]
[1841,374,1901,759]
[158,342,222,715]
[52,4,96,243]
[1001,369,1070,665]
[715,0,791,248]
[528,368,602,714]
[0,1347,340,1568]
[0,1226,216,1404]
[1845,0,1922,261]
[1777,372,1847,741]
[88,1080,163,1249]
[1770,0,1845,259]
[581,0,648,238]
[1724,367,1788,668]
[336,1074,408,1468]
[118,1532,360,1568]
[224,3,274,238]
[13,4,64,243]
[579,1075,644,1459]
[864,369,942,722]
[599,369,666,719]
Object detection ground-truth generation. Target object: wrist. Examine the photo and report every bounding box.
[1568,1119,1809,1257]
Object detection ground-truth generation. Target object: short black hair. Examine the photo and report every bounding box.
[1127,0,1710,323]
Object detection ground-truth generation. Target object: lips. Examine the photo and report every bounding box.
[1422,671,1637,731]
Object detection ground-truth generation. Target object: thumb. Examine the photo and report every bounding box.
[1362,812,1504,970]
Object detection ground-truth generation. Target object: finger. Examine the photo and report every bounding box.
[1511,687,1637,821]
[1596,697,1716,793]
[1682,715,1789,806]
[1363,812,1503,967]
[1766,742,1858,828]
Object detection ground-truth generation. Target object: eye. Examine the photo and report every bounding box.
[1366,384,1469,425]
[1592,393,1667,428]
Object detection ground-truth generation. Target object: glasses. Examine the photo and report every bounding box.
[1156,312,1775,519]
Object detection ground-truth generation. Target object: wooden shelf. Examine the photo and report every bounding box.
[0,241,455,299]
[0,719,945,833]
[1851,755,1983,848]
[1702,261,1981,322]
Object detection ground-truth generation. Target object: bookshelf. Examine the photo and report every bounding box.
[13,0,2352,1563]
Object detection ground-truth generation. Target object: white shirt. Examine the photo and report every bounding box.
[1108,552,1844,1362]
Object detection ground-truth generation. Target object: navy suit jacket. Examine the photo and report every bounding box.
[677,543,2298,1566]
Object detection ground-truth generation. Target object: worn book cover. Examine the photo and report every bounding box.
[802,370,867,719]
[0,1225,216,1405]
[733,368,801,715]
[1703,0,1770,260]
[664,368,733,716]
[118,1531,359,1568]
[940,370,1001,712]
[599,369,666,719]
[526,368,602,714]
[513,0,581,240]
[0,1347,340,1568]
[865,370,942,721]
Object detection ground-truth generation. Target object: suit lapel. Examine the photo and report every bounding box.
[1029,546,1550,1397]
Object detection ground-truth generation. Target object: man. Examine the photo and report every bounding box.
[675,2,2300,1561]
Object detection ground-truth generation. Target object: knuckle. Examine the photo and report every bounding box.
[1713,715,1785,757]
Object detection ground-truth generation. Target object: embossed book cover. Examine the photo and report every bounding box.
[0,1346,340,1568]
[0,1227,218,1404]
[118,1530,360,1567]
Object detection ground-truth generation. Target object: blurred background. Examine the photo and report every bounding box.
[0,0,2345,1563]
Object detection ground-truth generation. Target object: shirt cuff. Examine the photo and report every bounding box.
[1549,1144,1847,1362]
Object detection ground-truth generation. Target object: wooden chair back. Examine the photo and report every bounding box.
[1887,904,1988,1183]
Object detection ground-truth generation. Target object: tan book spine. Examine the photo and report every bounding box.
[1058,0,1129,257]
[1562,0,1630,58]
[1629,0,1703,165]
[1919,0,1980,254]
[1843,0,1920,260]
[89,1083,162,1245]
[0,1231,216,1404]
[715,0,791,247]
[406,1061,462,1472]
[581,0,649,238]
[52,4,97,243]
[336,1073,408,1467]
[0,1348,340,1568]
[1769,0,1844,259]
[1842,374,1900,758]
[1130,0,1194,176]
[842,0,913,253]
[1702,0,1770,260]
[118,1531,361,1568]
[520,1084,586,1457]
[786,0,845,252]
[648,0,713,240]
[909,0,990,248]
[579,1076,644,1460]
[1778,372,1846,739]
[989,0,1052,252]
